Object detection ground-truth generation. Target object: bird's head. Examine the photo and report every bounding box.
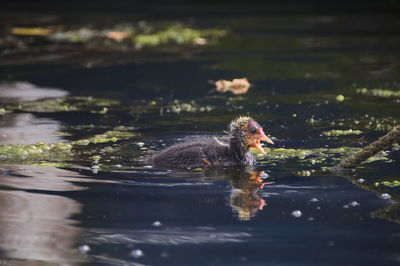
[228,116,274,155]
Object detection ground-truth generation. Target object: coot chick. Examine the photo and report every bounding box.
[149,116,274,169]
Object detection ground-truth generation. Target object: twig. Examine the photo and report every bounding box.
[332,125,400,171]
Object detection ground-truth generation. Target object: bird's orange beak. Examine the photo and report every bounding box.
[251,128,274,155]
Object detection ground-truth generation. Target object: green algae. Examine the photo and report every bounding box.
[374,180,400,187]
[79,97,120,107]
[261,147,318,160]
[90,155,101,164]
[133,25,226,48]
[0,127,139,166]
[91,107,109,114]
[336,94,345,102]
[393,143,400,151]
[9,96,120,113]
[306,116,320,126]
[128,99,216,119]
[168,100,215,114]
[76,136,118,145]
[297,170,312,176]
[357,88,400,98]
[321,117,399,133]
[366,151,393,163]
[322,129,363,137]
[32,162,72,167]
[14,98,72,112]
[0,142,72,164]
[361,118,399,132]
[257,146,391,168]
[74,130,139,146]
[8,23,227,53]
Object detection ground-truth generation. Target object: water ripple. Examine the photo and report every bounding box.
[87,227,252,245]
[125,180,214,187]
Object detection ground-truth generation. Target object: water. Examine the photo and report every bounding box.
[0,3,400,265]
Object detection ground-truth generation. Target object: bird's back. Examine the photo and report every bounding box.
[150,137,231,169]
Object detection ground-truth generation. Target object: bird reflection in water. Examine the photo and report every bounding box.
[228,170,273,221]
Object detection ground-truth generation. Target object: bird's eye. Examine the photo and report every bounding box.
[249,126,257,133]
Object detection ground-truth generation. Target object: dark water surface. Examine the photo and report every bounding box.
[0,3,400,266]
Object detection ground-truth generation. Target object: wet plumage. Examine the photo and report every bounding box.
[149,116,273,169]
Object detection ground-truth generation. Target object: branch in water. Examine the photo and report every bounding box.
[332,125,400,171]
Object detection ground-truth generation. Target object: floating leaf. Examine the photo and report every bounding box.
[10,27,53,36]
[193,37,207,45]
[213,78,250,95]
[106,31,131,41]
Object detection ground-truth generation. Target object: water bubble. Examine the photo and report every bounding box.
[78,244,90,254]
[343,205,349,208]
[291,210,302,218]
[310,198,319,203]
[130,249,144,258]
[357,178,365,183]
[91,166,99,174]
[380,193,391,200]
[160,252,169,258]
[308,217,314,221]
[349,201,360,207]
[152,221,162,227]
[114,164,122,168]
[136,142,145,147]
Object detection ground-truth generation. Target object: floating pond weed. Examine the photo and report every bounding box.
[374,180,400,188]
[43,23,227,50]
[258,146,392,169]
[357,88,400,98]
[335,95,345,102]
[322,129,363,137]
[133,24,226,48]
[0,142,72,164]
[9,96,120,113]
[0,127,139,166]
[74,131,139,145]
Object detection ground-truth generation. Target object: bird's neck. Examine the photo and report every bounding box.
[229,138,255,165]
